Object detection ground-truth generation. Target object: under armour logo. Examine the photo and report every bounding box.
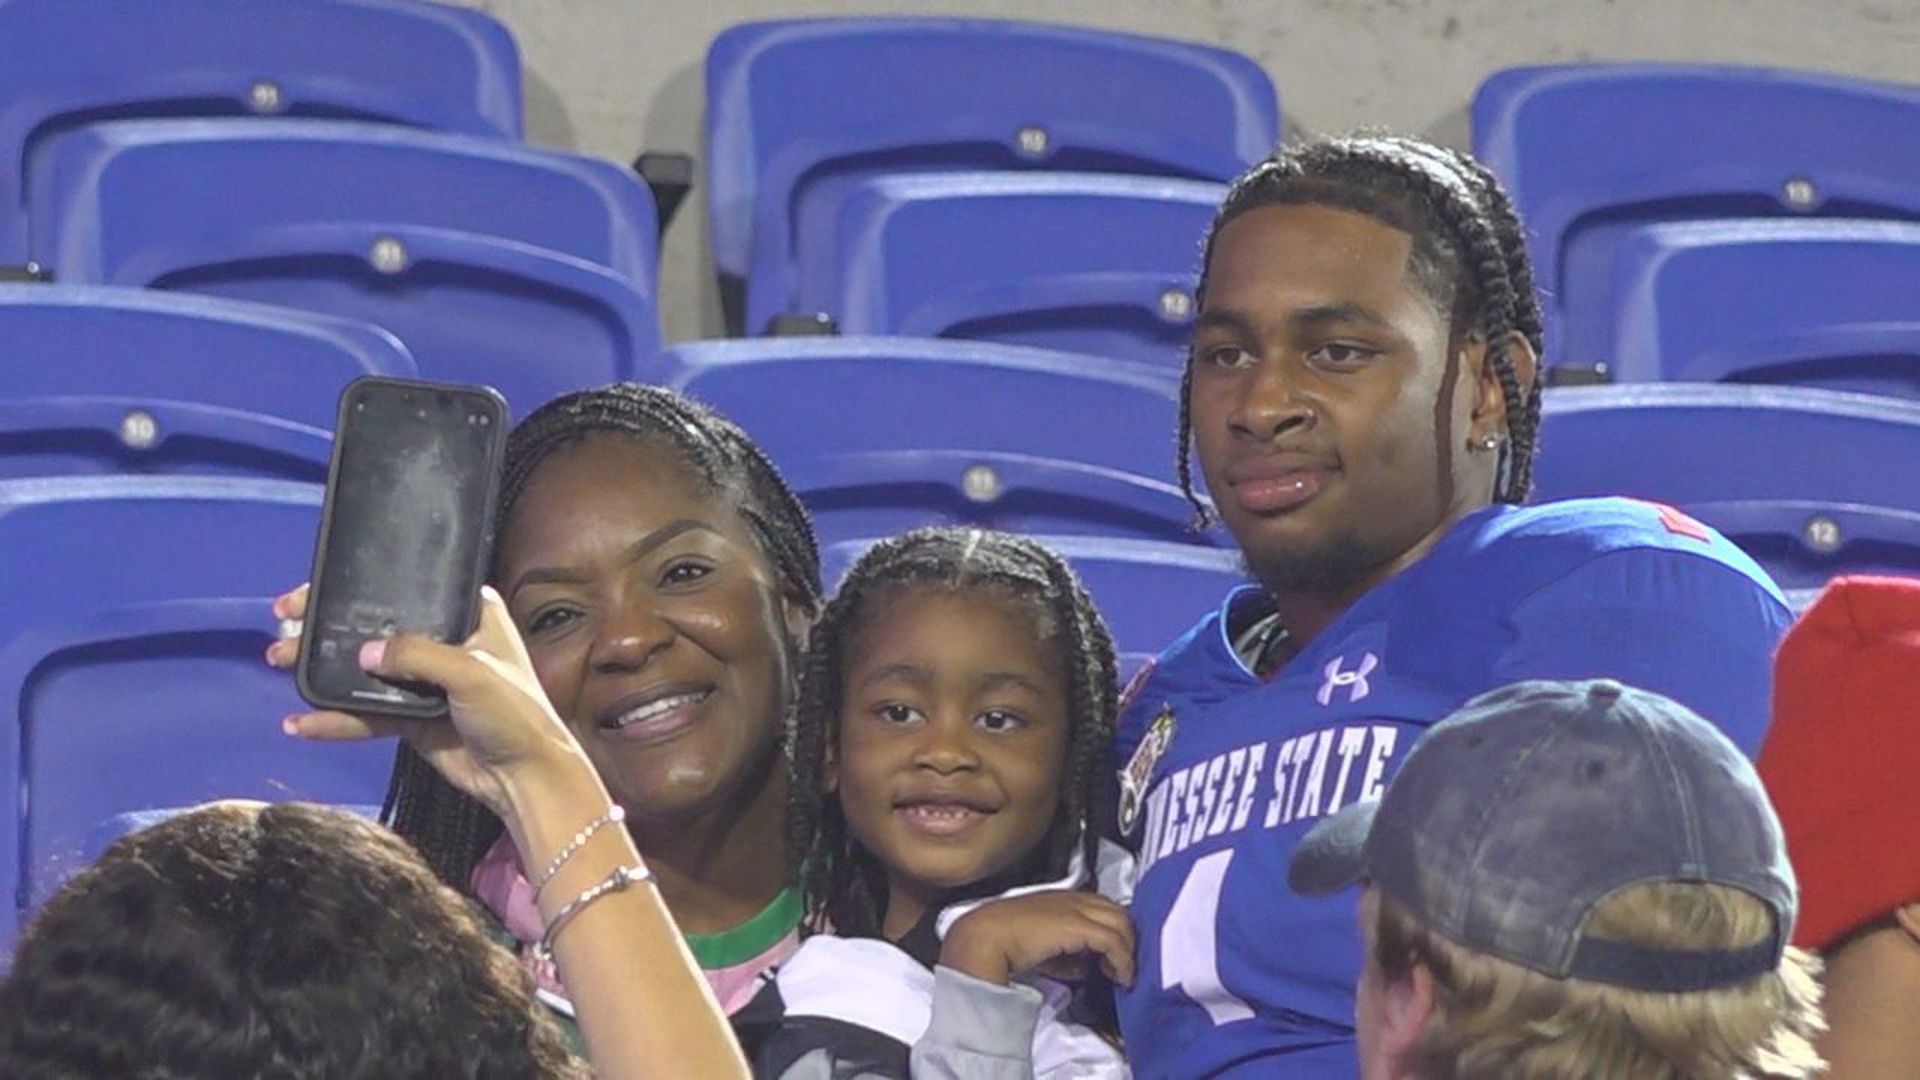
[1317,652,1378,706]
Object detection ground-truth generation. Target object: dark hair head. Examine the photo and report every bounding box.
[0,802,583,1079]
[386,382,824,891]
[788,528,1118,938]
[1177,133,1545,518]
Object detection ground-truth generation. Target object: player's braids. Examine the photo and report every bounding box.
[1176,134,1545,522]
[1453,150,1546,501]
[788,528,1118,939]
[383,382,825,892]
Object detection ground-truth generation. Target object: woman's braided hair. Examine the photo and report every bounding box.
[787,528,1118,938]
[1177,133,1545,522]
[384,383,824,891]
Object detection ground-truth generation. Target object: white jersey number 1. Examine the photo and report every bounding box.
[1159,848,1255,1025]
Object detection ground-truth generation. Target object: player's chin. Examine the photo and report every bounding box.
[1222,505,1335,566]
[1245,528,1390,598]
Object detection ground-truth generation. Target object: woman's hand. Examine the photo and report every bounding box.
[269,586,753,1078]
[940,891,1137,988]
[266,584,588,825]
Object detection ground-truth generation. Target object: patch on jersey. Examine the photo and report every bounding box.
[1118,705,1176,836]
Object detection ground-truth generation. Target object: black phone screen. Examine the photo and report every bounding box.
[300,379,505,715]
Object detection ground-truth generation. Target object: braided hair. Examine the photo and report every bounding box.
[1177,133,1545,521]
[384,383,825,891]
[788,528,1118,939]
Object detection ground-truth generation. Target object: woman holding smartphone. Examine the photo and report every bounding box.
[271,383,824,1070]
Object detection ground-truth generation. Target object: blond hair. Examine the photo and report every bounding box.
[1369,883,1826,1079]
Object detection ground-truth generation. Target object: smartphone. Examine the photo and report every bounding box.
[297,376,508,717]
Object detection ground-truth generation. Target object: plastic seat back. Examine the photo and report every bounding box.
[661,337,1185,484]
[59,223,659,420]
[787,448,1222,549]
[1473,63,1920,369]
[706,17,1276,332]
[0,0,522,261]
[0,285,416,481]
[826,172,1221,369]
[0,477,394,944]
[1605,218,1920,398]
[31,119,657,290]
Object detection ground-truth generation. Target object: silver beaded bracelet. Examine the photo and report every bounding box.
[532,803,626,900]
[534,863,651,966]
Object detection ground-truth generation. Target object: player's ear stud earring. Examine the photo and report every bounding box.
[1471,432,1503,452]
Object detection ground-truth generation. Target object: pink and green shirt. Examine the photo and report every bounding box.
[470,833,801,1022]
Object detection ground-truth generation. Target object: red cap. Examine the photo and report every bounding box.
[1759,575,1920,951]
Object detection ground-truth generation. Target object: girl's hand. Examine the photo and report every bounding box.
[940,891,1136,988]
[265,584,587,825]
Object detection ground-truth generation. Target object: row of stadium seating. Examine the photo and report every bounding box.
[7,286,1915,585]
[21,110,1920,403]
[4,3,1918,400]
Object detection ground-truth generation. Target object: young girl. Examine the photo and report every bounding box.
[737,527,1133,1077]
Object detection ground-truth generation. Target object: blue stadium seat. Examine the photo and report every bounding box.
[1533,384,1920,588]
[0,285,415,481]
[30,119,658,292]
[659,337,1185,484]
[822,172,1223,369]
[1604,219,1920,398]
[0,0,522,264]
[51,229,657,421]
[821,534,1247,659]
[0,476,393,945]
[1472,63,1920,372]
[784,448,1222,549]
[705,17,1278,333]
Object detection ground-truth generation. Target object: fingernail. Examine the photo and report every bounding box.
[282,716,301,736]
[359,639,386,670]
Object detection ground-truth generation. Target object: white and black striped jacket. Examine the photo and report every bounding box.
[732,849,1135,1079]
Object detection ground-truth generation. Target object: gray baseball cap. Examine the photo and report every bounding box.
[1288,679,1795,991]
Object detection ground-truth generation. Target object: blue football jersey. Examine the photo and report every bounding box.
[1111,498,1790,1078]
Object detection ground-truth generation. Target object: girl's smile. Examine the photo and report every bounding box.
[832,586,1070,937]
